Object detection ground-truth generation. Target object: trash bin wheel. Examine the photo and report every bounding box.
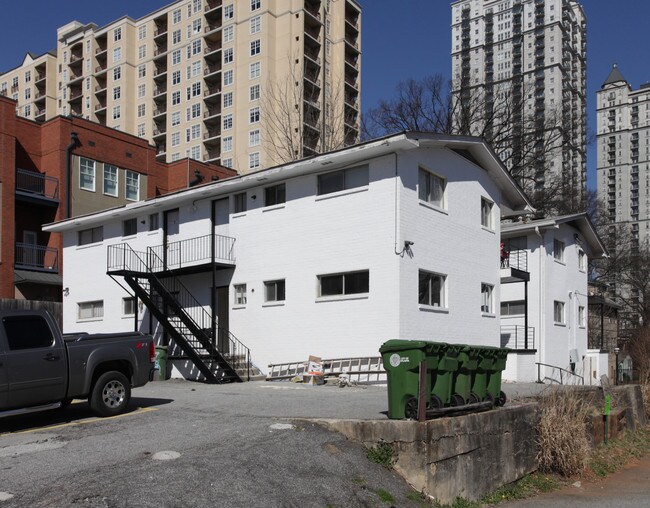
[430,394,444,410]
[469,392,480,404]
[484,393,495,406]
[496,391,507,407]
[405,397,419,420]
[450,393,465,407]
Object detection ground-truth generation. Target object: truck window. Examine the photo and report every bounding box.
[2,316,55,350]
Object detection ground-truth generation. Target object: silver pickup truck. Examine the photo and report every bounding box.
[0,310,156,418]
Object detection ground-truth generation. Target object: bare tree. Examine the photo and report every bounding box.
[261,56,348,166]
[363,74,580,214]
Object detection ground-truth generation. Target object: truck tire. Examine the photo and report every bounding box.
[89,371,131,417]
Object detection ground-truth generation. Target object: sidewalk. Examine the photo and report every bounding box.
[501,453,650,508]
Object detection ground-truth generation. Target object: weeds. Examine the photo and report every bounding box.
[588,425,650,477]
[376,489,395,504]
[365,441,396,468]
[536,387,595,476]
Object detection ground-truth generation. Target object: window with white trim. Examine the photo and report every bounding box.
[113,86,121,100]
[234,284,247,305]
[171,111,181,126]
[113,27,122,41]
[251,16,261,34]
[249,129,260,146]
[126,170,139,201]
[554,238,565,262]
[172,8,182,24]
[224,47,234,64]
[554,300,565,324]
[481,283,494,314]
[501,300,525,316]
[224,69,234,86]
[137,104,146,117]
[78,301,104,320]
[113,47,122,63]
[249,62,261,79]
[138,25,147,40]
[138,44,146,59]
[172,49,181,65]
[137,84,146,98]
[123,297,136,316]
[249,152,260,169]
[249,106,260,123]
[172,70,181,85]
[419,270,445,307]
[113,66,122,80]
[319,270,369,297]
[173,29,181,45]
[223,25,234,43]
[223,91,233,108]
[250,84,260,101]
[264,280,285,302]
[223,136,233,152]
[578,249,587,271]
[250,39,261,56]
[481,197,494,229]
[112,105,121,120]
[138,64,146,78]
[171,132,180,147]
[317,165,368,195]
[103,164,118,196]
[578,305,586,327]
[418,168,446,209]
[223,114,233,130]
[224,4,234,19]
[80,157,95,191]
[172,91,181,105]
[251,0,261,10]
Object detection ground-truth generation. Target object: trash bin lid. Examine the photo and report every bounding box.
[379,339,431,353]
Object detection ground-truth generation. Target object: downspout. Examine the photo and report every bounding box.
[65,132,80,218]
[534,226,545,370]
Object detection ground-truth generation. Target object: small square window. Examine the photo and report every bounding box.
[123,297,136,316]
[265,183,285,206]
[234,192,247,213]
[481,198,494,229]
[418,168,446,209]
[554,300,565,324]
[234,284,247,305]
[123,218,137,237]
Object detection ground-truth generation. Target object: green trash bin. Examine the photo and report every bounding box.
[380,340,435,420]
[451,345,480,406]
[428,342,456,409]
[472,346,500,403]
[154,345,168,381]
[485,347,510,406]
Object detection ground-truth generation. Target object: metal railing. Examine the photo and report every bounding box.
[500,325,535,349]
[502,249,528,271]
[16,169,59,200]
[536,362,584,385]
[15,243,58,271]
[107,243,250,381]
[147,234,235,271]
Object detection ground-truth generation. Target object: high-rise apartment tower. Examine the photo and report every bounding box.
[596,65,650,248]
[451,0,586,198]
[0,0,361,173]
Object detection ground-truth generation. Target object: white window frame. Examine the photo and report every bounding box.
[125,170,140,201]
[123,297,136,316]
[481,197,494,230]
[250,16,261,34]
[318,270,370,299]
[264,280,285,303]
[79,157,96,191]
[578,305,586,328]
[103,164,118,196]
[418,270,446,309]
[481,283,494,314]
[554,238,565,263]
[249,152,260,170]
[578,249,587,272]
[418,167,446,210]
[234,284,247,306]
[554,300,565,325]
[78,300,104,321]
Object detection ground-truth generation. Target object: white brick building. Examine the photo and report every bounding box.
[45,132,532,381]
[500,213,607,384]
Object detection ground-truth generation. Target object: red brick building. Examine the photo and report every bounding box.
[0,96,235,301]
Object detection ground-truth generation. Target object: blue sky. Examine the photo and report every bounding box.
[1,0,648,188]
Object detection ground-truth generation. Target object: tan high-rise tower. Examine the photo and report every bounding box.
[0,0,361,173]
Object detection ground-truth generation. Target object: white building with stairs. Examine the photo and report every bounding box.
[46,132,534,382]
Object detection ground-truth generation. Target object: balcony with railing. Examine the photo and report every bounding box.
[500,325,535,350]
[500,249,529,283]
[146,234,235,274]
[15,243,59,272]
[15,169,59,205]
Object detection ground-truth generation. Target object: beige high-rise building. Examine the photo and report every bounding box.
[450,0,586,199]
[596,65,650,248]
[0,0,361,173]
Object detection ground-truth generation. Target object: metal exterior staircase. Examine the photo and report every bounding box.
[107,243,250,383]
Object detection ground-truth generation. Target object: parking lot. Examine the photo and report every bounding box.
[0,380,423,507]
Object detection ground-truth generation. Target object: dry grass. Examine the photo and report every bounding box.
[536,387,596,477]
[640,371,650,421]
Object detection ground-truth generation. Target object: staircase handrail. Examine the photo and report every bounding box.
[535,362,584,385]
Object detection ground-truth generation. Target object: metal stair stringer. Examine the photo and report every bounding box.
[123,274,229,383]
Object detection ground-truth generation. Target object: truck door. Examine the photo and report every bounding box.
[2,314,66,408]
[0,338,7,408]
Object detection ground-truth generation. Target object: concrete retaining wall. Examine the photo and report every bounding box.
[313,404,539,504]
